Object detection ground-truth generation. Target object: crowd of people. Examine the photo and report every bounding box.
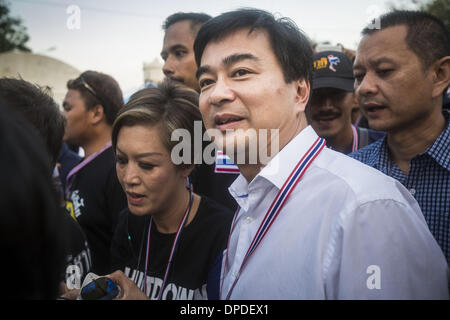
[1,8,449,300]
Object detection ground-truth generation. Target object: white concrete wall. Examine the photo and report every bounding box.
[0,50,80,107]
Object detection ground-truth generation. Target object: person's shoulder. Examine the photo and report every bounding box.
[95,145,116,164]
[197,195,234,224]
[349,137,384,163]
[313,148,409,207]
[88,146,118,178]
[367,128,386,144]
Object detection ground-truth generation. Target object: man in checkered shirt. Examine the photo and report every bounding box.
[350,10,450,264]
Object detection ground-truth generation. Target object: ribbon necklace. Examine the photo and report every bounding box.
[221,137,326,300]
[143,181,194,299]
[351,125,359,152]
[65,142,112,198]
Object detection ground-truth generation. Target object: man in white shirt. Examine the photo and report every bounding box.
[194,8,449,299]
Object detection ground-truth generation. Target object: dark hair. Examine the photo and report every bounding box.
[0,102,66,299]
[362,10,450,69]
[112,80,202,170]
[0,78,65,167]
[194,8,313,84]
[163,12,212,36]
[67,70,124,125]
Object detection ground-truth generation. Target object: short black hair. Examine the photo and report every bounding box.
[194,8,313,84]
[362,10,450,69]
[0,102,66,299]
[163,12,212,36]
[0,78,65,167]
[67,70,124,125]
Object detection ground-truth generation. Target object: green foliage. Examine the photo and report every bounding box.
[420,0,450,31]
[0,0,31,53]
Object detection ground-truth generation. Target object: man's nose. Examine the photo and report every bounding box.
[208,77,236,106]
[356,72,378,98]
[163,56,175,77]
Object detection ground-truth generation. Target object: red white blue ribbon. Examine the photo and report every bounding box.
[143,181,194,299]
[221,137,326,300]
[351,125,359,153]
[65,142,112,198]
[215,150,240,174]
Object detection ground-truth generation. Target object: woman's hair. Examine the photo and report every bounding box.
[112,80,202,170]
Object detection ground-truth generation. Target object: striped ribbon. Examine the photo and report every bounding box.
[221,137,326,300]
[215,150,240,174]
[143,181,194,299]
[65,141,112,198]
[351,125,359,152]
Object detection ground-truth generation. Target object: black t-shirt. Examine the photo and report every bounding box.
[62,212,92,287]
[110,196,233,300]
[65,146,127,275]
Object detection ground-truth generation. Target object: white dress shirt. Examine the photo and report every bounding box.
[222,126,449,299]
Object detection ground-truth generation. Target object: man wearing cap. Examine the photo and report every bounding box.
[307,51,384,154]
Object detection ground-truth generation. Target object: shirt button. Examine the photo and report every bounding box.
[233,270,240,278]
[410,188,416,196]
[245,217,253,224]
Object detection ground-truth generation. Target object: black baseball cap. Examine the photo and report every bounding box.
[312,50,354,92]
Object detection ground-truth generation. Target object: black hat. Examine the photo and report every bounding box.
[312,51,354,92]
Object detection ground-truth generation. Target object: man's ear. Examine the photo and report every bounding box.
[89,104,105,125]
[294,78,311,115]
[431,56,450,99]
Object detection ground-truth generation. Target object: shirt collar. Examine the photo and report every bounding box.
[259,125,320,190]
[362,110,450,172]
[425,110,450,170]
[365,137,389,170]
[228,125,321,210]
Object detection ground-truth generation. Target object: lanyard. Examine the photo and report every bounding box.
[65,142,112,198]
[351,125,359,152]
[143,181,194,299]
[221,137,326,300]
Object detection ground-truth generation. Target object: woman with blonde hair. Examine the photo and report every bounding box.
[108,80,233,300]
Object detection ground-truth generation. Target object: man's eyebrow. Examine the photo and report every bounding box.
[371,57,396,66]
[223,53,259,67]
[196,53,260,79]
[196,65,211,79]
[354,57,396,70]
[160,44,187,57]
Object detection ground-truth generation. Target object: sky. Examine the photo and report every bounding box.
[8,0,412,95]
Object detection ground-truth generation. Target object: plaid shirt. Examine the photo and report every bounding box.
[350,111,450,264]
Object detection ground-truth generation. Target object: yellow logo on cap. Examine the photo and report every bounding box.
[314,57,328,70]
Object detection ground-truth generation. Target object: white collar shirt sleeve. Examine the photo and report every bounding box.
[223,126,449,300]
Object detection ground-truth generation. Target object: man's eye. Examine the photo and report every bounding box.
[354,73,364,83]
[175,50,187,58]
[199,78,214,89]
[377,69,393,76]
[233,69,250,77]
